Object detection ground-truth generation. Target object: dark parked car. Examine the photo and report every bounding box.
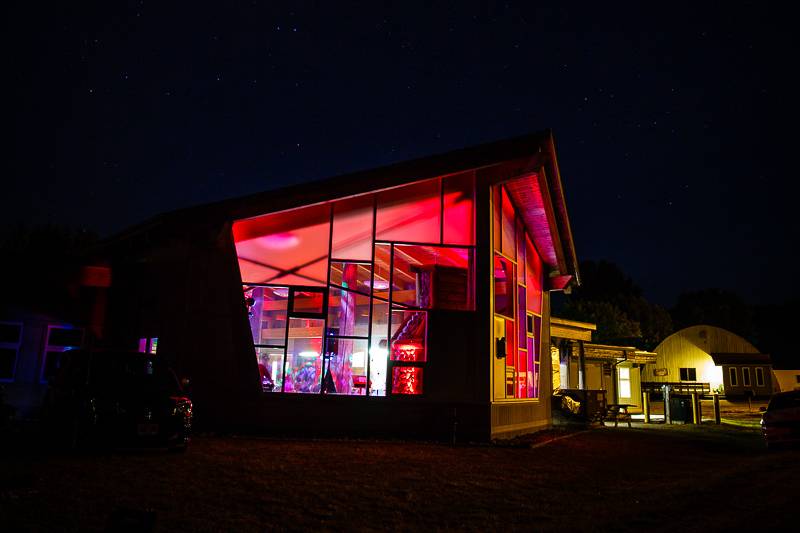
[44,350,192,451]
[761,390,800,449]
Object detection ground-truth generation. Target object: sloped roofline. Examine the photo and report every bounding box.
[100,130,579,282]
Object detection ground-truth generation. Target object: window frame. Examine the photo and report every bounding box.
[0,321,23,382]
[729,366,739,386]
[742,367,751,387]
[40,324,84,383]
[755,367,765,387]
[618,366,632,399]
[679,367,697,382]
[237,175,477,398]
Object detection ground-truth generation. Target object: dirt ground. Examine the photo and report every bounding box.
[1,423,796,532]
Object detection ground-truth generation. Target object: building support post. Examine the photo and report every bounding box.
[663,384,671,424]
[691,392,699,424]
[713,393,721,424]
[642,390,650,424]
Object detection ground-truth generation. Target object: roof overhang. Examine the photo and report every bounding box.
[503,134,580,289]
[99,130,580,285]
[710,353,772,366]
[550,316,596,341]
[567,342,657,364]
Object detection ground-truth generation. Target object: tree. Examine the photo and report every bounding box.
[558,260,673,350]
[560,300,641,343]
[670,289,754,339]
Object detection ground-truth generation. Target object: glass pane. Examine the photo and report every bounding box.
[330,261,372,294]
[369,299,389,397]
[47,327,82,347]
[527,337,536,398]
[526,237,543,314]
[322,338,368,395]
[372,243,392,301]
[392,366,423,395]
[516,221,526,285]
[43,351,62,381]
[443,172,475,245]
[376,178,441,244]
[256,347,284,392]
[517,349,528,399]
[392,245,473,310]
[332,195,374,260]
[244,286,289,346]
[283,318,324,393]
[517,285,526,348]
[0,323,22,344]
[327,288,370,338]
[501,187,516,260]
[233,203,330,285]
[505,319,516,397]
[292,289,325,315]
[494,255,514,318]
[0,348,16,379]
[493,185,502,252]
[390,309,427,362]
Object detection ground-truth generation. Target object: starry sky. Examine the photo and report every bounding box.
[6,2,798,306]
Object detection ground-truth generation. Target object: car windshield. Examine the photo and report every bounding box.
[768,393,800,411]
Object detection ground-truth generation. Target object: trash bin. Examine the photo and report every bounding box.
[669,396,692,423]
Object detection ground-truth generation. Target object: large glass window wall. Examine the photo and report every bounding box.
[492,183,544,401]
[234,172,476,397]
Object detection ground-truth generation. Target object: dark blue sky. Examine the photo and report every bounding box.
[6,2,798,306]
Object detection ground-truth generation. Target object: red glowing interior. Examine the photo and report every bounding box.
[392,366,423,395]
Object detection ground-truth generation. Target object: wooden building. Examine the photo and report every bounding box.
[772,370,800,392]
[643,325,774,398]
[81,131,580,441]
[550,317,656,415]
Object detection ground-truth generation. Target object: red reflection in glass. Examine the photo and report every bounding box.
[376,179,441,243]
[494,255,513,317]
[525,236,543,314]
[443,172,475,245]
[517,348,527,399]
[493,185,502,252]
[392,366,423,394]
[292,290,325,315]
[332,196,374,261]
[233,203,330,285]
[501,187,516,260]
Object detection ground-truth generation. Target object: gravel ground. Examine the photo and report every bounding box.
[1,423,796,532]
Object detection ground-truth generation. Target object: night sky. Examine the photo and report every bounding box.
[6,2,798,306]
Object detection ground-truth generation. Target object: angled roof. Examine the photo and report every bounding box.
[710,353,772,366]
[102,130,579,282]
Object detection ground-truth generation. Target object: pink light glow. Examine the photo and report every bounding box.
[260,232,300,249]
[362,280,390,290]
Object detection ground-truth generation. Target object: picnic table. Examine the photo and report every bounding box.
[603,403,634,427]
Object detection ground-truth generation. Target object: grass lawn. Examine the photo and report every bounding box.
[1,424,796,531]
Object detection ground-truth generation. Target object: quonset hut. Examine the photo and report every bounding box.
[94,131,580,441]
